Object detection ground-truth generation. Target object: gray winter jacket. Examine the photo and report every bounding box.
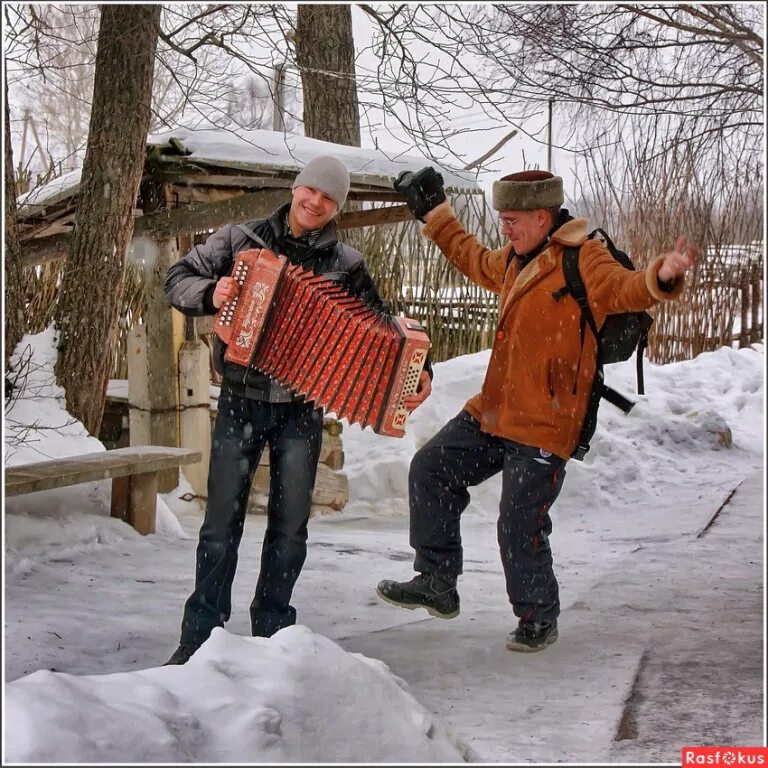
[164,204,395,402]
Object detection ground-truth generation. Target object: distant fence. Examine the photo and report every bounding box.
[649,247,763,363]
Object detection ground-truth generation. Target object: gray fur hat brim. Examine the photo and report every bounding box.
[492,176,564,211]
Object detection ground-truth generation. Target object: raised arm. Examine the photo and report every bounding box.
[422,203,510,294]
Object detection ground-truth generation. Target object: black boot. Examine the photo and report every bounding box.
[506,620,558,652]
[163,643,199,666]
[376,573,460,618]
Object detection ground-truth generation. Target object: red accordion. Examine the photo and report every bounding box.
[213,248,430,437]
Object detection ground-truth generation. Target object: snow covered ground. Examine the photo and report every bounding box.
[3,328,765,763]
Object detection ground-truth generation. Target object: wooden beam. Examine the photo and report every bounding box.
[21,189,290,267]
[138,188,291,238]
[163,173,294,189]
[21,234,70,266]
[20,195,413,266]
[337,204,414,230]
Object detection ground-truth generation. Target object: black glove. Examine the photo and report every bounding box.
[393,166,446,222]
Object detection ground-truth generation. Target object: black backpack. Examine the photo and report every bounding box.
[553,228,654,461]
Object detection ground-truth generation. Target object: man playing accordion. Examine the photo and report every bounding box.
[163,155,432,665]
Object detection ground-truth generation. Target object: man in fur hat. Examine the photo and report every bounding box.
[377,167,698,651]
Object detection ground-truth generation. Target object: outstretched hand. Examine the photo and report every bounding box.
[403,369,432,412]
[658,236,699,282]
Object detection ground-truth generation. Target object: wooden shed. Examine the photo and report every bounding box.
[16,128,483,513]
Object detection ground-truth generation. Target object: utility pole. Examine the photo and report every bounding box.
[272,64,286,132]
[18,109,30,180]
[547,98,554,171]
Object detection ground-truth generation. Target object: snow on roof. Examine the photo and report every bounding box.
[17,167,83,217]
[17,128,481,217]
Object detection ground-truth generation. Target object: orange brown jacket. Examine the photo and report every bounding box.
[422,207,685,460]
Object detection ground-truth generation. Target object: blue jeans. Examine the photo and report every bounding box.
[180,386,323,646]
[409,410,567,624]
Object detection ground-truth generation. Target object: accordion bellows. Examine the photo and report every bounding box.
[214,248,431,437]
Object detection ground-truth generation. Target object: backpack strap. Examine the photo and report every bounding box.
[562,246,635,411]
[562,245,636,460]
[635,313,654,396]
[563,246,602,459]
[562,246,600,343]
[236,223,270,250]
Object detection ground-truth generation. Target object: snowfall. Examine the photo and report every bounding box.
[3,327,765,764]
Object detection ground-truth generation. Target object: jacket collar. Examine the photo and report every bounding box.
[267,202,340,251]
[549,217,589,248]
[498,217,590,321]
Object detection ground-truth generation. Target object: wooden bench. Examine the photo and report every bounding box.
[4,446,202,535]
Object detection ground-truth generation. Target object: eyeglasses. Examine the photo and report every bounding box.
[497,216,520,230]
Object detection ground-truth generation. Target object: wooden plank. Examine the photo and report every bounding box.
[20,190,290,267]
[337,204,413,230]
[152,155,404,192]
[169,185,248,205]
[5,447,201,496]
[20,233,69,266]
[164,174,295,189]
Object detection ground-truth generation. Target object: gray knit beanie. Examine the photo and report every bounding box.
[492,170,564,211]
[292,155,350,209]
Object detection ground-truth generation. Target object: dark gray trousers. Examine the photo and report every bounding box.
[180,387,323,647]
[409,410,567,624]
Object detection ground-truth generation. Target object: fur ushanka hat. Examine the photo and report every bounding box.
[492,170,564,211]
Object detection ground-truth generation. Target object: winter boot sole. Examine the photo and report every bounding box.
[505,627,559,652]
[375,587,460,619]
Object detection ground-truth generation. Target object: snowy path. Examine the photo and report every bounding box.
[5,471,763,761]
[312,472,764,762]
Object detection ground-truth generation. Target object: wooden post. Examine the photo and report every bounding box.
[110,476,130,523]
[109,472,157,535]
[739,272,750,348]
[127,236,180,491]
[751,263,761,344]
[179,340,211,497]
[272,64,286,131]
[128,471,158,535]
[547,99,554,171]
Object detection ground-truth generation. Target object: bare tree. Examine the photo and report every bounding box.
[463,3,763,153]
[4,76,25,368]
[4,4,98,179]
[53,5,161,435]
[7,4,762,173]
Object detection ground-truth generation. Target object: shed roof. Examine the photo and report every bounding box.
[17,127,481,219]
